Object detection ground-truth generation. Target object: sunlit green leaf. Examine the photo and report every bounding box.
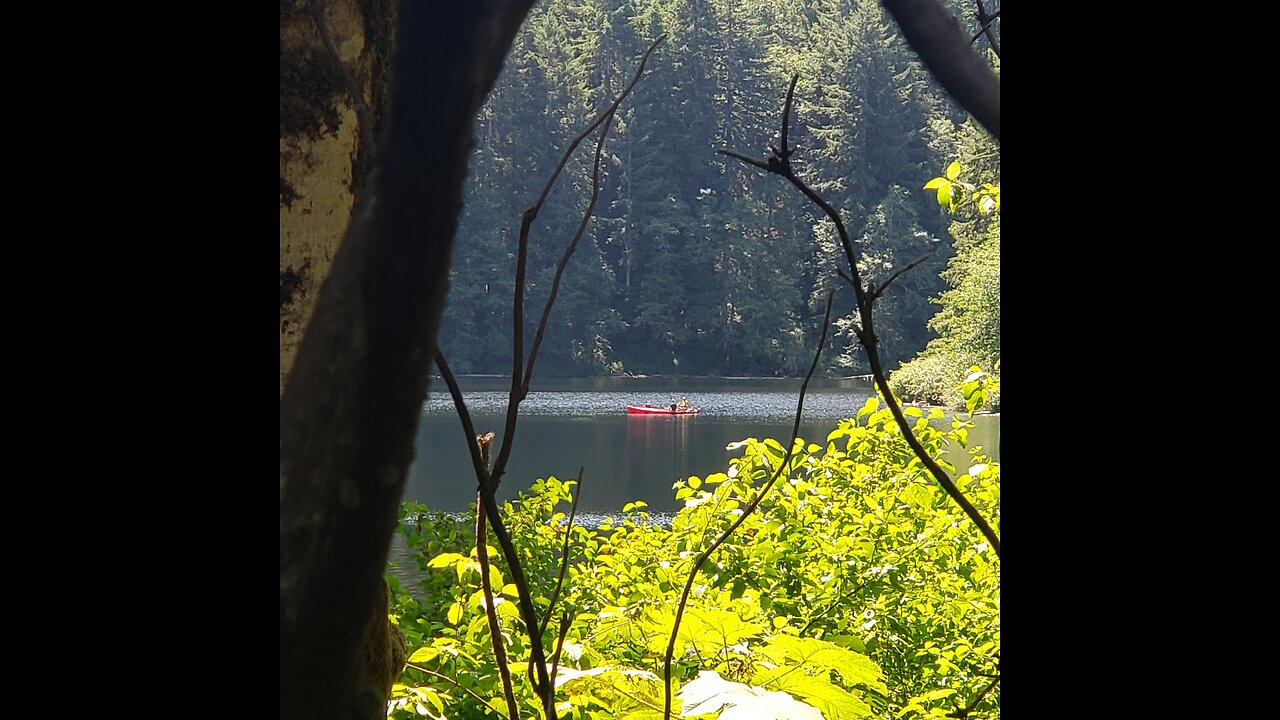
[426,552,468,569]
[407,646,439,663]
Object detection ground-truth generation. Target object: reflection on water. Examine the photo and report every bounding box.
[408,377,999,515]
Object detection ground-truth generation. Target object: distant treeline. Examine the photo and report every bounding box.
[438,0,989,378]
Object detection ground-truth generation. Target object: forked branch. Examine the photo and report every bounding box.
[492,35,666,488]
[433,36,664,719]
[720,75,1000,558]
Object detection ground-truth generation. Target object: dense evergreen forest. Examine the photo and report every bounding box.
[436,0,997,379]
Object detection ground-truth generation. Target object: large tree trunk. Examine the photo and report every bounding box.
[280,0,393,397]
[279,3,537,719]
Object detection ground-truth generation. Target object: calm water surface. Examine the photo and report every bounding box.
[406,376,1000,516]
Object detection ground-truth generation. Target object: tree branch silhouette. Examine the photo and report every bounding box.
[880,0,1000,141]
[433,36,664,719]
[280,4,537,718]
[970,1,1001,58]
[720,74,1000,558]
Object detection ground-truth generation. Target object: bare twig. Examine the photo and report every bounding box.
[522,114,613,395]
[436,350,551,707]
[663,293,835,719]
[721,75,999,557]
[946,674,1000,718]
[880,0,1000,141]
[970,2,1001,57]
[474,433,519,720]
[539,467,583,639]
[486,108,617,719]
[432,350,491,489]
[492,35,666,488]
[872,254,932,299]
[405,663,499,710]
[438,37,665,719]
[547,612,572,714]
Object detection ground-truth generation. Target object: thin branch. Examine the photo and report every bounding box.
[437,38,664,719]
[547,612,572,716]
[434,350,491,489]
[872,253,932,299]
[970,2,1001,58]
[718,148,771,171]
[484,101,615,720]
[779,74,798,161]
[475,433,519,720]
[521,113,613,395]
[405,663,499,710]
[722,77,999,557]
[880,0,1000,141]
[492,34,666,489]
[539,467,583,639]
[663,293,835,719]
[437,349,553,706]
[947,674,1000,718]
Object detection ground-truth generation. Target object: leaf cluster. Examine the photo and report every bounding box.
[389,387,1000,719]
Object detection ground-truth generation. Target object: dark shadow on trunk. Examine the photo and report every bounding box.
[279,3,537,719]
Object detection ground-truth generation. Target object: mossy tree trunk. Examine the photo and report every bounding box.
[279,2,537,719]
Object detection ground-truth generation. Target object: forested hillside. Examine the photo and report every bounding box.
[438,0,993,378]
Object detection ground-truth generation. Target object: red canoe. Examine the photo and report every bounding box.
[626,404,700,415]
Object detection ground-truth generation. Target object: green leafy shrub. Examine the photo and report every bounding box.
[389,392,999,719]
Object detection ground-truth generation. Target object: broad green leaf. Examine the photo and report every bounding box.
[640,605,762,656]
[426,552,468,569]
[447,600,464,626]
[923,177,948,190]
[831,635,867,653]
[858,397,879,419]
[763,438,787,460]
[935,184,951,207]
[407,646,439,664]
[758,635,887,693]
[946,160,961,180]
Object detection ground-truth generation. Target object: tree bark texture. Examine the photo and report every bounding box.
[280,0,394,397]
[279,3,537,719]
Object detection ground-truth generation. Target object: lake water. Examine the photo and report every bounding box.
[405,376,1000,518]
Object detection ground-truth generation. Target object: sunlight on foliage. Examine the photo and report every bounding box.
[923,161,999,215]
[389,390,999,719]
